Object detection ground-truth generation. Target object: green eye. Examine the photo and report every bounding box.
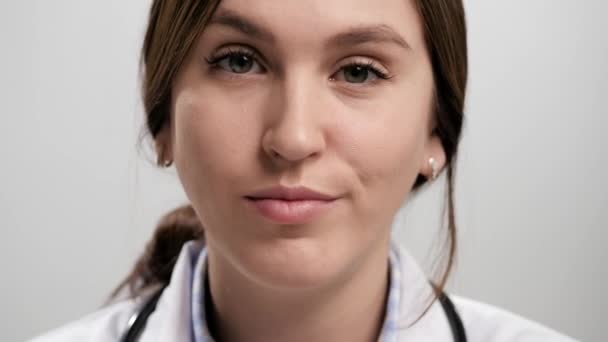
[224,54,254,73]
[206,49,264,74]
[332,62,390,84]
[343,65,371,83]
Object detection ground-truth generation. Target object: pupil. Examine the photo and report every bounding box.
[230,55,252,73]
[346,66,368,83]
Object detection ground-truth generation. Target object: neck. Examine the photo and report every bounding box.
[204,241,391,342]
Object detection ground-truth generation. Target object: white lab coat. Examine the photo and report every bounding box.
[29,241,578,342]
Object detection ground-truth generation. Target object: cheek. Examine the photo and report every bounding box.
[336,87,432,215]
[171,86,261,212]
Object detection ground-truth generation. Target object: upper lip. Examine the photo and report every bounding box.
[245,185,338,201]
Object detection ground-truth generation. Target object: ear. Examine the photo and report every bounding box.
[420,134,446,180]
[154,120,174,167]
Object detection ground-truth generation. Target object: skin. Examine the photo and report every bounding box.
[157,0,446,340]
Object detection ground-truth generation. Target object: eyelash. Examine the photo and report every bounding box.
[204,47,392,81]
[205,48,260,69]
[341,60,392,80]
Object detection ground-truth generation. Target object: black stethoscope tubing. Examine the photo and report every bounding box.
[439,291,468,342]
[121,287,467,342]
[120,288,163,342]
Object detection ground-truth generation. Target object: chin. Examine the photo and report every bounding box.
[233,236,352,291]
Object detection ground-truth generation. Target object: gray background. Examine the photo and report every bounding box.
[1,1,606,341]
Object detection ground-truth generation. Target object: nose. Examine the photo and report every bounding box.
[262,76,326,165]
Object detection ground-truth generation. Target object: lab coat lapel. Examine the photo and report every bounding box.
[392,243,454,341]
[139,241,203,342]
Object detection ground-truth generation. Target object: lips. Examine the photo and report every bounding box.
[244,186,339,224]
[246,186,338,201]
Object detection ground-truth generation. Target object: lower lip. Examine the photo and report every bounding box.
[245,198,337,224]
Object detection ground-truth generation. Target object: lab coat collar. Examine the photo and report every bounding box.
[390,241,454,340]
[139,240,204,342]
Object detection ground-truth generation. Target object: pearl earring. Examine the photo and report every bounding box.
[157,155,173,168]
[429,157,439,180]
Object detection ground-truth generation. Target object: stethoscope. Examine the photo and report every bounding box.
[121,287,467,342]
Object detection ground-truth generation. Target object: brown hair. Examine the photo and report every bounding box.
[114,0,467,311]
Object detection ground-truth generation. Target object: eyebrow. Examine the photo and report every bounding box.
[208,9,276,43]
[207,9,411,51]
[327,25,411,50]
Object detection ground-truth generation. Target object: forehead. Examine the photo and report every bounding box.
[210,0,425,51]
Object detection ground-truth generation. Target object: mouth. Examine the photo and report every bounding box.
[244,186,339,224]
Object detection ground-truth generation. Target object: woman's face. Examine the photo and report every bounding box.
[166,0,445,290]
